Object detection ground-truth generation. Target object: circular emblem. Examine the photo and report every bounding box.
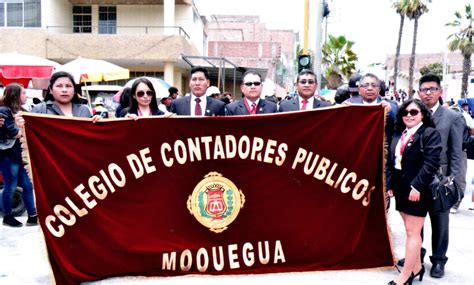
[187,172,245,233]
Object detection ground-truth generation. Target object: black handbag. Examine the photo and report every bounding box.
[428,170,460,214]
[465,135,474,160]
[420,133,461,213]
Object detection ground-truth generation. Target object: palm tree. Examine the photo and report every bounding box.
[392,0,410,97]
[405,0,429,97]
[446,4,473,98]
[321,35,358,89]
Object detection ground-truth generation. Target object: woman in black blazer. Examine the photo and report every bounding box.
[386,99,442,285]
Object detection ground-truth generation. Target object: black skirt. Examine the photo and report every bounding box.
[391,169,429,217]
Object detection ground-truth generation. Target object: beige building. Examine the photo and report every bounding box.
[0,0,206,92]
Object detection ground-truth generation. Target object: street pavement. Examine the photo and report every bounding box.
[1,161,473,285]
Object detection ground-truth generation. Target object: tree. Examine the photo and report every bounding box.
[321,35,358,89]
[392,0,410,96]
[446,4,473,98]
[405,0,429,97]
[419,62,443,80]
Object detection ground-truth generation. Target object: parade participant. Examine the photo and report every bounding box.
[386,99,442,284]
[278,69,331,112]
[225,71,277,115]
[0,83,37,227]
[120,77,164,118]
[159,96,173,114]
[168,86,180,100]
[92,97,109,118]
[32,71,93,118]
[344,73,398,143]
[170,67,225,116]
[398,73,464,279]
[115,87,131,118]
[348,73,362,100]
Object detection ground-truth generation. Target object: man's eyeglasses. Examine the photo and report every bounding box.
[401,109,420,117]
[136,90,154,97]
[298,79,316,85]
[243,81,262,87]
[419,87,440,94]
[360,83,380,89]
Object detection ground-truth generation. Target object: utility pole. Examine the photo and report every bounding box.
[303,0,309,55]
[314,0,324,93]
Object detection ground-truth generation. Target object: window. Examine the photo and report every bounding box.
[99,6,116,34]
[0,0,40,27]
[0,4,4,26]
[7,3,22,27]
[24,0,40,27]
[73,5,92,33]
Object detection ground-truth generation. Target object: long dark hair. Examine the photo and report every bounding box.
[129,77,159,114]
[395,98,435,132]
[2,83,24,113]
[45,71,82,104]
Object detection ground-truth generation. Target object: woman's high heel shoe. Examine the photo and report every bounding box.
[388,274,414,285]
[412,265,425,281]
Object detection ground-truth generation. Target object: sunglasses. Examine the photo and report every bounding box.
[136,90,154,97]
[401,109,420,117]
[298,79,316,85]
[243,81,262,87]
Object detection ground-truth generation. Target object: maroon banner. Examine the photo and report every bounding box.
[23,106,393,284]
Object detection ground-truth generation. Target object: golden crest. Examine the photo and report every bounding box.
[187,172,245,233]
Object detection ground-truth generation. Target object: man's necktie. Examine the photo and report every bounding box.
[195,98,202,116]
[250,102,257,115]
[301,99,308,110]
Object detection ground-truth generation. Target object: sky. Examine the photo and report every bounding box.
[194,0,469,70]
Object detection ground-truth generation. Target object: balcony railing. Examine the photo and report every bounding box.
[46,25,190,39]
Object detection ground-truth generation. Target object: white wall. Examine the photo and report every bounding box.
[175,5,204,54]
[43,0,72,30]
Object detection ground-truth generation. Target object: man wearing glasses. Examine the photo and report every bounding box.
[344,73,398,143]
[170,66,225,116]
[225,71,277,115]
[398,73,464,279]
[278,69,331,112]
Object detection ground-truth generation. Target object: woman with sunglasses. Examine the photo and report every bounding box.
[386,99,442,285]
[120,77,164,118]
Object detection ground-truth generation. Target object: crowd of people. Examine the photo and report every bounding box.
[0,66,473,285]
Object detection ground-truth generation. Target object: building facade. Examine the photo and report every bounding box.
[0,0,206,92]
[205,15,297,97]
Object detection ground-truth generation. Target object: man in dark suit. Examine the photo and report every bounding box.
[225,71,277,116]
[170,66,225,116]
[278,69,331,112]
[416,73,464,278]
[344,73,398,143]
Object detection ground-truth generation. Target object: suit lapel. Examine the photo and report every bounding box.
[184,96,191,115]
[432,107,443,125]
[205,98,212,116]
[239,100,249,115]
[257,100,265,114]
[403,125,425,155]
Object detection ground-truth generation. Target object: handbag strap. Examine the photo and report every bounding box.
[420,130,454,183]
